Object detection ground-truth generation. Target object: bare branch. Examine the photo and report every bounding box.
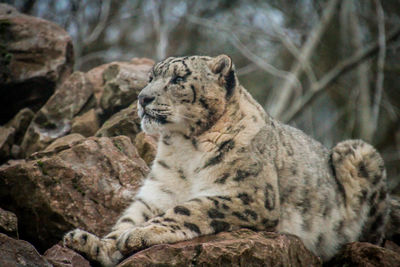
[346,1,373,141]
[382,91,399,121]
[83,0,111,46]
[267,22,317,85]
[229,34,302,86]
[270,0,341,118]
[75,50,112,70]
[151,0,169,60]
[186,15,300,87]
[281,26,400,123]
[237,64,259,76]
[371,0,386,133]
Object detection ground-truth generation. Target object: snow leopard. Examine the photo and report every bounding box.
[64,55,390,266]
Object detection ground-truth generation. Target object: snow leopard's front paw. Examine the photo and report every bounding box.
[63,229,122,267]
[63,228,98,254]
[116,227,148,255]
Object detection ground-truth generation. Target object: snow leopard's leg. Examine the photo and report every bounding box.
[115,189,279,255]
[63,190,168,266]
[331,139,389,244]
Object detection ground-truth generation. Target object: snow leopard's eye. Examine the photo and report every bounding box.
[171,76,184,84]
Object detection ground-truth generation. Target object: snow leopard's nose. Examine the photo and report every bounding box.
[138,94,155,107]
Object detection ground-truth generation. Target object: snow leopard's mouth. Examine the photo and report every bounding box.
[142,110,168,124]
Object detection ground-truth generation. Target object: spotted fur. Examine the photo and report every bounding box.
[64,55,390,266]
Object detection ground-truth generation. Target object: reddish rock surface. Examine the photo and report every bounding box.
[0,233,52,267]
[44,244,90,267]
[0,136,149,252]
[118,229,322,267]
[326,241,400,267]
[0,4,73,124]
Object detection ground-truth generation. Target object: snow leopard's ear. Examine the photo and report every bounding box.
[210,55,236,98]
[210,54,232,76]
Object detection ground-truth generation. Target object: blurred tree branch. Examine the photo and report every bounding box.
[186,15,302,89]
[266,19,317,85]
[345,0,373,141]
[281,25,400,123]
[83,0,111,46]
[371,0,386,137]
[270,0,342,118]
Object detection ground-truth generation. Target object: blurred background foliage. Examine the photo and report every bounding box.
[5,0,400,189]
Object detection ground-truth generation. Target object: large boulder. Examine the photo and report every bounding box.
[99,58,153,118]
[0,4,73,124]
[0,136,149,252]
[85,58,154,105]
[326,242,400,267]
[118,229,322,267]
[0,233,52,267]
[20,71,94,157]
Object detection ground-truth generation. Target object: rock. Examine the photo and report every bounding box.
[96,102,141,143]
[134,132,157,166]
[85,62,111,105]
[86,58,154,107]
[21,72,94,157]
[5,108,35,145]
[0,136,149,252]
[0,4,73,124]
[0,108,35,161]
[71,108,100,137]
[43,133,85,153]
[44,244,90,267]
[0,233,52,267]
[99,58,153,117]
[118,229,322,267]
[326,242,400,267]
[385,240,400,255]
[0,208,18,238]
[0,126,15,162]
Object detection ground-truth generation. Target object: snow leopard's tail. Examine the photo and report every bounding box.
[331,139,389,245]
